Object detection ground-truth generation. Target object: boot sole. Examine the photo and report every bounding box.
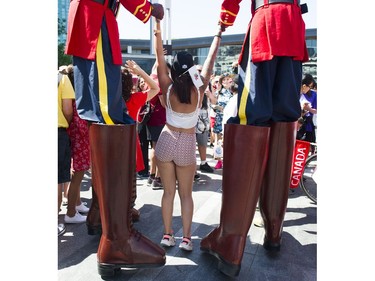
[200,247,240,277]
[87,224,102,236]
[98,261,166,277]
[263,240,281,253]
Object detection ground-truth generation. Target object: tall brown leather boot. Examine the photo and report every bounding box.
[200,124,270,277]
[259,122,296,252]
[130,168,140,222]
[86,175,102,235]
[86,122,102,235]
[86,158,140,236]
[89,123,166,277]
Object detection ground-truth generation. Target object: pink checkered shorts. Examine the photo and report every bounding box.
[155,127,196,166]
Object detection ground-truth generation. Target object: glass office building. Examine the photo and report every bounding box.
[56,1,316,79]
[120,28,317,79]
[58,0,70,44]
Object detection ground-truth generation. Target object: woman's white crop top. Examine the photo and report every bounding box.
[165,84,200,129]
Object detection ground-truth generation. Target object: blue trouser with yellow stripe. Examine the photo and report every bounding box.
[73,19,134,125]
[228,56,302,126]
[228,26,302,126]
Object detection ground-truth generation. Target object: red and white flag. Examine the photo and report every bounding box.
[290,140,311,189]
[188,65,203,88]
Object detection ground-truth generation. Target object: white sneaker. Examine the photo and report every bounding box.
[179,237,193,251]
[62,197,68,206]
[76,202,90,213]
[160,234,176,247]
[58,223,66,237]
[253,217,264,227]
[64,211,87,224]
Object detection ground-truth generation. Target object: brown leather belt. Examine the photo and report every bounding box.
[254,0,300,10]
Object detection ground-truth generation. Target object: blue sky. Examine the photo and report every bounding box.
[118,0,317,39]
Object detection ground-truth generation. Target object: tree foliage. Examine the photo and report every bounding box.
[58,18,72,67]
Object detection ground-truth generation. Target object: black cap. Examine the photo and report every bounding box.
[172,51,194,77]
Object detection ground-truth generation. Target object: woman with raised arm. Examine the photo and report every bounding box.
[121,60,161,221]
[153,18,222,251]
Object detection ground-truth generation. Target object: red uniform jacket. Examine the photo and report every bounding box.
[65,0,152,65]
[220,0,308,63]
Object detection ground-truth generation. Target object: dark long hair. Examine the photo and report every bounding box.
[121,68,133,102]
[67,72,74,90]
[201,94,208,109]
[66,65,74,90]
[170,51,196,104]
[171,74,196,104]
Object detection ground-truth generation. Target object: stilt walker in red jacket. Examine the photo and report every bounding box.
[200,0,309,277]
[65,0,166,277]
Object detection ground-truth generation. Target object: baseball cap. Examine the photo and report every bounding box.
[172,51,194,77]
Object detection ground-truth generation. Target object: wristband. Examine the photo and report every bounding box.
[215,34,222,39]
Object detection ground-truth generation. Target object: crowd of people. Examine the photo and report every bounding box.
[57,0,314,278]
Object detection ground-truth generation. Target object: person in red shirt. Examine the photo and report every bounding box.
[145,62,168,190]
[122,60,160,172]
[200,0,309,277]
[65,0,166,277]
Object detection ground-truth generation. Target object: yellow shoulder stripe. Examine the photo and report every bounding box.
[134,0,147,16]
[221,9,238,17]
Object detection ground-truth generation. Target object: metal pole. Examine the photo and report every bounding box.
[165,0,172,63]
[149,0,158,55]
